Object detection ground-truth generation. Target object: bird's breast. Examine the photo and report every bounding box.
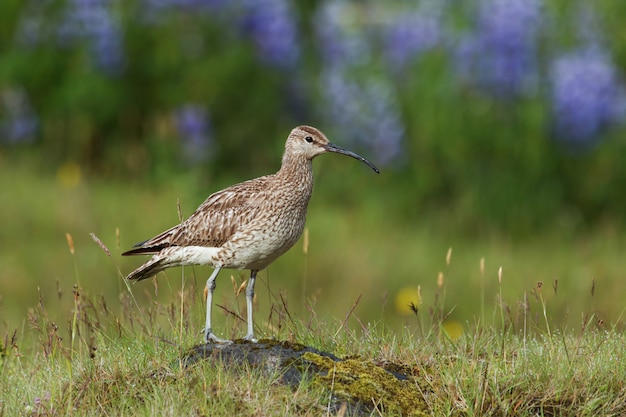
[217,199,309,270]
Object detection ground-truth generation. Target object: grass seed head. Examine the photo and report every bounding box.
[237,279,248,297]
[66,233,75,255]
[90,233,111,257]
[302,227,309,255]
[591,278,596,297]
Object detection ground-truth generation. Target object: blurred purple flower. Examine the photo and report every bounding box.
[158,0,226,8]
[240,0,300,69]
[0,89,39,144]
[576,3,604,46]
[58,0,124,74]
[140,0,228,22]
[16,1,65,46]
[314,1,372,67]
[383,6,443,70]
[15,13,45,46]
[453,0,542,97]
[314,1,404,165]
[321,66,404,165]
[174,105,213,163]
[549,47,626,145]
[143,0,300,68]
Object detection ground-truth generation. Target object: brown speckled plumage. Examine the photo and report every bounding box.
[122,125,379,343]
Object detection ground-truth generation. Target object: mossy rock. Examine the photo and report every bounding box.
[183,340,429,416]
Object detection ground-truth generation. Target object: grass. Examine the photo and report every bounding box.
[2,158,626,415]
[2,271,626,416]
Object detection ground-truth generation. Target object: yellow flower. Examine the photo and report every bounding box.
[442,320,463,341]
[395,286,421,315]
[57,162,82,189]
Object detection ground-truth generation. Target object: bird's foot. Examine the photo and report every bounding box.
[243,333,258,343]
[203,329,232,344]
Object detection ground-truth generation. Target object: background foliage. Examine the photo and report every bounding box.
[2,0,626,232]
[1,0,626,334]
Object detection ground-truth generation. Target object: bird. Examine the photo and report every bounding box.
[122,125,379,343]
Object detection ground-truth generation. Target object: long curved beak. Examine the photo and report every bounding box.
[324,143,380,173]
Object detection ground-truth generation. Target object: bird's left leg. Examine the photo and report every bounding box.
[243,270,258,342]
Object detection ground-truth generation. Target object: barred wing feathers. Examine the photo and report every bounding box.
[122,176,272,256]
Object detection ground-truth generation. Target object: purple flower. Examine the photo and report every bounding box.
[320,66,404,166]
[16,1,65,47]
[240,0,300,69]
[549,47,626,145]
[58,0,124,74]
[0,88,39,144]
[314,1,404,165]
[140,0,228,22]
[138,0,298,67]
[174,105,213,163]
[162,0,226,8]
[15,13,45,46]
[383,5,443,70]
[576,3,604,46]
[314,1,372,67]
[453,0,542,97]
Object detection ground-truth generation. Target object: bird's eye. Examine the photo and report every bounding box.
[305,136,313,143]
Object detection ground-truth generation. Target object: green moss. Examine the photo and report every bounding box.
[303,352,429,416]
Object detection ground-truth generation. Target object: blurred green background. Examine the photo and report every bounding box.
[2,0,626,338]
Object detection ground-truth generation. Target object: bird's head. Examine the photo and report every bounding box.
[285,125,380,173]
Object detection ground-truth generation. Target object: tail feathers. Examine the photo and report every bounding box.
[122,225,181,257]
[126,256,170,281]
[125,246,221,281]
[122,245,166,257]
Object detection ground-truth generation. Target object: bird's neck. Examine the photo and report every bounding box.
[276,153,314,198]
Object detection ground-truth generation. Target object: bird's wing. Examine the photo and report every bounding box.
[122,176,271,256]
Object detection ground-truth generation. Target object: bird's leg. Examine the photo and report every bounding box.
[203,266,230,344]
[243,270,258,342]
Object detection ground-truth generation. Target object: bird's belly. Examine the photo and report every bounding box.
[218,213,305,270]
